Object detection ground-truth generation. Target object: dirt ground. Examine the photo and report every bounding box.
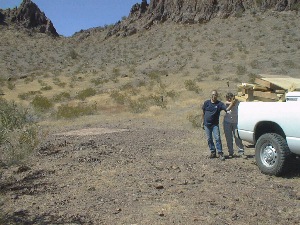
[1,117,300,225]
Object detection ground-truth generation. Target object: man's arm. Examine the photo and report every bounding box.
[226,97,236,111]
[201,102,205,128]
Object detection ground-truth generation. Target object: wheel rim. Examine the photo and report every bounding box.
[260,144,277,168]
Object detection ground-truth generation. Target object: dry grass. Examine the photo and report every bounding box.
[0,10,300,127]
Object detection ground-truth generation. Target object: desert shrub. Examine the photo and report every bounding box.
[248,73,258,83]
[31,95,53,112]
[166,90,178,99]
[147,70,165,82]
[18,91,42,100]
[136,80,146,88]
[40,85,53,91]
[53,77,66,87]
[213,65,222,74]
[128,98,148,113]
[0,77,6,86]
[120,82,134,91]
[90,77,109,86]
[283,60,297,69]
[52,92,71,102]
[236,65,247,75]
[0,98,39,165]
[148,94,167,108]
[187,113,202,128]
[24,76,34,84]
[7,81,15,90]
[75,88,96,100]
[212,75,220,81]
[56,104,97,119]
[291,2,300,10]
[38,79,47,86]
[250,59,260,69]
[110,90,128,105]
[112,67,120,77]
[184,80,202,94]
[69,48,79,59]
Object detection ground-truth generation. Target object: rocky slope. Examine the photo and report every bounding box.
[0,0,58,36]
[108,0,300,36]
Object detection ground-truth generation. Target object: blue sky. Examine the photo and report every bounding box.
[0,0,141,36]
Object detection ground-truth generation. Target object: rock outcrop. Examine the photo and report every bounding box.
[0,0,58,36]
[107,0,300,37]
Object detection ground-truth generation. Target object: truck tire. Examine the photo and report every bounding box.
[255,133,290,176]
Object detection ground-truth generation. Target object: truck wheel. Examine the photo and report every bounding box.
[255,133,290,176]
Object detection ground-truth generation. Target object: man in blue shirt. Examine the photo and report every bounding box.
[202,90,235,160]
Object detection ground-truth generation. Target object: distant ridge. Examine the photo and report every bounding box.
[0,0,58,36]
[107,0,300,37]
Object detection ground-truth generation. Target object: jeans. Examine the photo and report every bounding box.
[223,121,244,155]
[204,124,223,153]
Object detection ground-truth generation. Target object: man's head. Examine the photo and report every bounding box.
[211,90,218,103]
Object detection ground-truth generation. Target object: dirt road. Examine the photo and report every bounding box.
[1,120,300,224]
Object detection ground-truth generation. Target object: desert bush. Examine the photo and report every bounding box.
[148,94,167,108]
[40,85,53,91]
[31,95,53,112]
[213,65,222,74]
[120,82,134,91]
[90,77,109,86]
[236,65,247,75]
[56,104,97,119]
[166,90,178,99]
[147,70,167,82]
[69,48,79,59]
[0,77,5,86]
[52,92,71,102]
[110,90,128,105]
[187,113,202,128]
[212,75,220,81]
[0,98,39,165]
[24,76,34,84]
[184,80,202,94]
[75,88,96,100]
[248,73,258,83]
[7,81,15,90]
[112,67,120,77]
[128,98,148,113]
[18,91,42,100]
[211,51,219,61]
[53,77,66,87]
[283,60,297,69]
[38,79,47,86]
[291,2,300,10]
[250,59,260,69]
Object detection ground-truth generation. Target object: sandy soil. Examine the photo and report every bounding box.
[1,118,300,225]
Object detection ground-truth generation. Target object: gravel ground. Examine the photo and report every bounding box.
[1,119,300,225]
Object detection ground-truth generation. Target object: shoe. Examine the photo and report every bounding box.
[219,153,225,161]
[238,152,247,159]
[209,152,216,158]
[228,153,234,159]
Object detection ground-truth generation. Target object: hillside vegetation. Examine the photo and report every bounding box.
[1,10,300,119]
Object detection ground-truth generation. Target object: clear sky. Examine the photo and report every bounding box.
[0,0,141,36]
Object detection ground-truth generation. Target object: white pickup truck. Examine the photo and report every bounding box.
[237,97,300,176]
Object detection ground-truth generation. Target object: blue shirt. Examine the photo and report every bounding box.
[202,100,227,127]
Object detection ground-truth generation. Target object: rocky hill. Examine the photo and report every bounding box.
[0,0,58,36]
[107,0,300,37]
[0,0,300,83]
